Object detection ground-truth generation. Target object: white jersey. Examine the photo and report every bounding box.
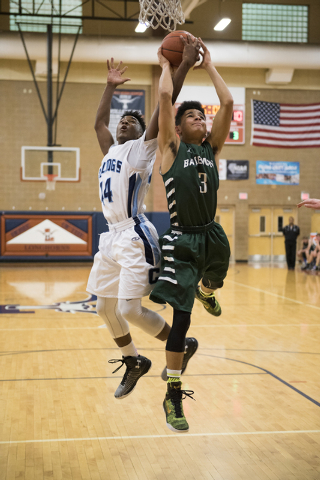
[98,132,157,224]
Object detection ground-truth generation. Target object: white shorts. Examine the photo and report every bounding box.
[87,215,161,299]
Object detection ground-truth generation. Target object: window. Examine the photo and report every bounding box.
[260,216,266,233]
[10,0,82,34]
[278,216,283,232]
[242,3,308,43]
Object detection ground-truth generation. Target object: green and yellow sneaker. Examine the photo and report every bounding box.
[195,286,222,316]
[163,381,194,433]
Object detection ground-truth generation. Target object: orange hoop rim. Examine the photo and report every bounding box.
[44,174,59,182]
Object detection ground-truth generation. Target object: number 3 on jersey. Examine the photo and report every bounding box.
[100,178,113,203]
[199,172,207,193]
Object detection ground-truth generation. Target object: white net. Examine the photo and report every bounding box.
[45,174,58,191]
[139,0,185,31]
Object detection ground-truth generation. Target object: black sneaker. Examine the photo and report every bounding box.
[108,355,151,399]
[163,381,195,433]
[161,337,199,381]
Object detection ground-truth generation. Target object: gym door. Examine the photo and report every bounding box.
[215,207,235,262]
[248,207,297,262]
[311,211,320,234]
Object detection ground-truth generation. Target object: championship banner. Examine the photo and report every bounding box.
[256,161,300,185]
[110,90,145,141]
[1,215,92,257]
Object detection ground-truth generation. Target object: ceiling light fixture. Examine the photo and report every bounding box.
[214,18,231,31]
[135,22,148,33]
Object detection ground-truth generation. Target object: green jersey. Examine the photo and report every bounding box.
[162,140,219,227]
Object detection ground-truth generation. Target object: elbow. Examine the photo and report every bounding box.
[224,97,234,109]
[159,90,173,102]
[94,119,103,132]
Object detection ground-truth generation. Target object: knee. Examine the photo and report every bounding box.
[118,299,140,322]
[96,297,106,318]
[118,298,165,337]
[202,277,224,290]
[166,310,191,352]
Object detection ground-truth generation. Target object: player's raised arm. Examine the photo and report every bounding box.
[157,49,180,174]
[95,58,131,155]
[145,35,200,141]
[195,39,233,155]
[297,198,320,210]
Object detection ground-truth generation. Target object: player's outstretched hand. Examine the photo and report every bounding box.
[297,198,320,210]
[180,34,200,68]
[194,38,212,70]
[157,47,171,69]
[107,58,131,86]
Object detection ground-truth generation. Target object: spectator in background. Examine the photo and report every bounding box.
[297,198,320,210]
[302,233,320,271]
[282,217,300,270]
[297,236,309,265]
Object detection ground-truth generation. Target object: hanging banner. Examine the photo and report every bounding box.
[110,90,145,141]
[219,160,249,180]
[227,160,249,180]
[256,161,300,185]
[1,214,92,257]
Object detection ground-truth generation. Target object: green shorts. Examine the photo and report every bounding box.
[150,221,230,313]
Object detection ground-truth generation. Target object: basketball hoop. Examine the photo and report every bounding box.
[139,0,185,31]
[44,173,58,191]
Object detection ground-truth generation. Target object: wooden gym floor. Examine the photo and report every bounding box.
[0,263,319,480]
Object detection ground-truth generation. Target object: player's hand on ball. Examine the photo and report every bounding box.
[194,38,212,70]
[107,58,131,86]
[181,34,200,68]
[158,47,171,69]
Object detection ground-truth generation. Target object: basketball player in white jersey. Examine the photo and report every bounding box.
[87,39,200,399]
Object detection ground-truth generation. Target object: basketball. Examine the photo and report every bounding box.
[160,30,196,67]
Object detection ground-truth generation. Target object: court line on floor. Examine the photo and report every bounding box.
[0,372,267,382]
[200,353,320,408]
[191,324,320,328]
[0,327,100,331]
[1,323,320,331]
[228,280,320,310]
[1,346,320,357]
[1,429,320,445]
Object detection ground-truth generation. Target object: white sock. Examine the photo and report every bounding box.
[119,341,138,358]
[200,285,213,297]
[167,369,181,382]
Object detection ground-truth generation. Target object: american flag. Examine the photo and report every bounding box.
[251,100,320,148]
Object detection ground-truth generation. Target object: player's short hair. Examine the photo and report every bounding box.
[121,110,146,132]
[175,101,205,126]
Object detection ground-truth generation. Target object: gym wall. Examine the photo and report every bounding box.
[1,59,320,260]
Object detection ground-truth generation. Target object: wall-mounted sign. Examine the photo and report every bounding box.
[227,160,249,180]
[256,161,300,185]
[239,192,248,200]
[1,215,92,257]
[219,160,249,180]
[301,192,310,200]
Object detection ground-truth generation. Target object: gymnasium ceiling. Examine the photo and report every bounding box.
[0,0,320,42]
[0,0,319,84]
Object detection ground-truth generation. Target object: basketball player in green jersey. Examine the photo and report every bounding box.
[150,38,233,432]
